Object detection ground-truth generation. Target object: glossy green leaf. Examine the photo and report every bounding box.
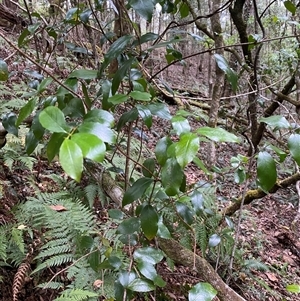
[112,58,135,94]
[100,35,132,73]
[137,261,166,287]
[101,79,112,110]
[82,83,91,110]
[136,105,152,128]
[142,158,155,178]
[63,97,85,118]
[59,139,83,182]
[129,91,152,101]
[133,247,164,264]
[47,132,66,162]
[0,60,8,81]
[123,178,154,206]
[108,94,128,105]
[257,151,277,192]
[117,217,140,234]
[288,134,300,166]
[84,109,114,126]
[234,168,246,184]
[208,234,221,247]
[188,282,217,301]
[141,205,158,240]
[286,284,300,293]
[127,278,155,292]
[193,157,210,175]
[18,28,30,48]
[37,77,53,94]
[25,130,39,154]
[79,8,92,23]
[267,144,287,163]
[2,112,18,136]
[78,122,116,144]
[137,32,159,45]
[129,0,154,22]
[31,112,45,139]
[147,103,172,120]
[118,271,137,287]
[190,190,204,214]
[155,136,173,166]
[161,158,184,196]
[179,2,189,18]
[197,127,241,143]
[157,217,171,239]
[175,133,199,168]
[214,54,238,92]
[108,209,124,220]
[176,201,194,225]
[117,108,139,131]
[171,116,190,135]
[39,106,69,133]
[71,133,105,162]
[284,1,296,15]
[259,115,290,130]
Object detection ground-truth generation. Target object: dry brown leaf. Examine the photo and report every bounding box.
[49,205,67,212]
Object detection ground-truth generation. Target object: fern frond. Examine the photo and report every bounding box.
[54,289,98,301]
[196,223,207,257]
[37,281,64,290]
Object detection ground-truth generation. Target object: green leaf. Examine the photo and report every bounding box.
[31,112,45,139]
[16,98,36,127]
[142,158,155,178]
[188,282,217,301]
[18,28,30,47]
[101,79,112,110]
[112,58,135,94]
[256,151,277,193]
[25,130,39,154]
[288,134,300,166]
[47,132,66,162]
[129,0,154,22]
[214,54,238,92]
[129,91,152,101]
[37,77,53,94]
[133,247,164,264]
[63,97,85,118]
[123,177,154,206]
[56,78,78,96]
[284,1,296,15]
[127,278,155,292]
[59,139,83,182]
[141,205,158,240]
[190,190,204,214]
[108,94,128,105]
[208,234,221,247]
[78,122,116,144]
[157,217,171,238]
[82,83,92,110]
[267,144,287,163]
[71,133,105,162]
[259,115,290,130]
[100,35,132,73]
[0,60,8,81]
[117,108,139,131]
[84,109,114,126]
[179,2,189,18]
[197,127,241,143]
[171,116,191,135]
[2,112,18,136]
[161,158,184,196]
[136,105,152,128]
[286,284,300,293]
[108,209,124,220]
[39,106,69,133]
[137,261,166,287]
[176,201,194,225]
[175,133,199,168]
[147,103,172,120]
[69,69,98,80]
[155,136,173,166]
[117,217,140,234]
[193,157,210,175]
[234,168,246,184]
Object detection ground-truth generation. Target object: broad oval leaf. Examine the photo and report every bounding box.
[84,109,114,126]
[0,60,8,81]
[71,133,105,162]
[175,133,199,168]
[133,247,164,264]
[78,121,116,144]
[59,139,83,182]
[122,177,154,206]
[137,261,166,287]
[47,132,66,162]
[127,278,155,292]
[161,158,184,196]
[2,112,18,136]
[129,91,152,101]
[155,136,173,166]
[188,282,217,301]
[142,158,155,178]
[286,284,300,293]
[259,115,290,130]
[257,151,277,193]
[69,69,98,80]
[117,217,140,235]
[39,106,69,133]
[129,0,154,22]
[284,0,296,15]
[171,116,190,135]
[176,201,194,225]
[140,205,159,240]
[288,134,300,166]
[17,98,37,127]
[208,234,221,247]
[197,127,240,143]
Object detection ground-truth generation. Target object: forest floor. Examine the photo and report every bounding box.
[1,28,300,301]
